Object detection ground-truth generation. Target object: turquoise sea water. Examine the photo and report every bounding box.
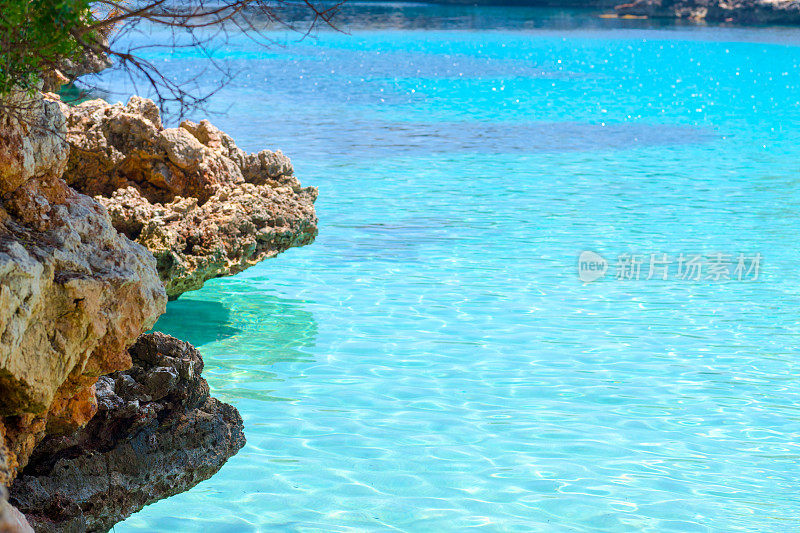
[102,4,800,531]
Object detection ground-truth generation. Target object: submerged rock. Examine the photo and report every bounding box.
[10,332,245,532]
[615,0,800,23]
[0,92,166,480]
[61,97,318,298]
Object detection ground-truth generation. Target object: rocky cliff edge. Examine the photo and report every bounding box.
[0,90,316,531]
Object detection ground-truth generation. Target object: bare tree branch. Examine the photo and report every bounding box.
[2,0,345,121]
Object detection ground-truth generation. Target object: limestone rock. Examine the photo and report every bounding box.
[61,97,318,297]
[0,93,69,195]
[10,333,246,533]
[0,93,166,480]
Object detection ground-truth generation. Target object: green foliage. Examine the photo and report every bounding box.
[0,0,95,95]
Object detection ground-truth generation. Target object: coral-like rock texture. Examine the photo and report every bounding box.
[615,0,800,23]
[61,97,318,298]
[0,93,166,480]
[10,333,246,533]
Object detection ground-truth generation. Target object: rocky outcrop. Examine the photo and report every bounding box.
[42,34,112,93]
[10,333,245,533]
[2,77,310,528]
[614,0,800,23]
[1,91,254,531]
[57,44,111,84]
[61,97,318,298]
[0,92,166,480]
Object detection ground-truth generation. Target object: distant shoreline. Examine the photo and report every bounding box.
[350,0,800,26]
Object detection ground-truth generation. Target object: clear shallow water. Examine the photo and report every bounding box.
[99,4,800,531]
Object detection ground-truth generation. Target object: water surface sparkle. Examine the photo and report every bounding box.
[108,5,800,531]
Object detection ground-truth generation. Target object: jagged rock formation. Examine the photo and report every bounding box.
[614,0,800,23]
[42,34,112,93]
[2,91,257,531]
[2,65,310,527]
[61,97,318,298]
[0,92,166,482]
[10,333,245,533]
[57,43,112,84]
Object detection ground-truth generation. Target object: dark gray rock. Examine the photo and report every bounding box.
[9,333,245,533]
